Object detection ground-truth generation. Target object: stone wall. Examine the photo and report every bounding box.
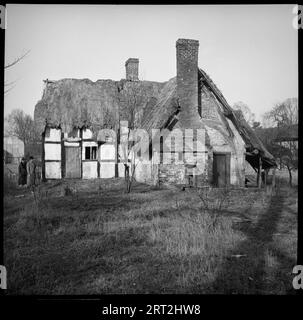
[159,163,185,185]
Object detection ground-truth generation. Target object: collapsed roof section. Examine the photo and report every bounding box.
[140,69,276,169]
[198,69,276,169]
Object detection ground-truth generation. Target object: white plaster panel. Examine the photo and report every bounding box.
[100,162,115,178]
[100,144,115,160]
[45,128,61,142]
[64,142,80,147]
[45,162,61,179]
[45,143,61,160]
[82,128,93,140]
[82,141,98,147]
[82,161,98,179]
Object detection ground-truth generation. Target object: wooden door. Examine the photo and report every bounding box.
[213,153,230,187]
[65,147,81,178]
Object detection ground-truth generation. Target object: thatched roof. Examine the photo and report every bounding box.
[35,69,276,169]
[140,68,276,169]
[141,77,179,133]
[34,78,166,136]
[200,69,276,168]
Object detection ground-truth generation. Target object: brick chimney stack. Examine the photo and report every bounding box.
[125,58,139,81]
[176,38,200,128]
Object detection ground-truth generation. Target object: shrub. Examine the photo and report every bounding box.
[195,187,232,227]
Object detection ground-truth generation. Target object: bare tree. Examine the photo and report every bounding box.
[261,113,275,128]
[233,101,255,127]
[118,81,148,193]
[263,97,298,186]
[280,144,297,187]
[5,109,40,147]
[4,50,30,95]
[264,98,298,127]
[5,50,30,70]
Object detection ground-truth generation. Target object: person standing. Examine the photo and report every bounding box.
[18,157,27,186]
[26,156,36,187]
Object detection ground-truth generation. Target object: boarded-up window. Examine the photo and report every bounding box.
[85,146,97,160]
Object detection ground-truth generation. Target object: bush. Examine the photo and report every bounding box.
[195,187,232,226]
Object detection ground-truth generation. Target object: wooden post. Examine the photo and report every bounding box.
[264,168,269,186]
[41,130,46,182]
[258,156,262,188]
[272,167,276,188]
[114,123,120,178]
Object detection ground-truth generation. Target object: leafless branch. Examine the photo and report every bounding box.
[5,50,30,69]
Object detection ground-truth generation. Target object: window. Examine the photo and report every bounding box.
[160,136,163,163]
[85,146,97,160]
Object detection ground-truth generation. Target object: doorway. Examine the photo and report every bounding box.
[213,153,231,187]
[65,147,81,178]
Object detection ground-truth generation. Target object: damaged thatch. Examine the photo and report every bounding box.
[199,69,276,169]
[141,77,179,133]
[34,78,166,137]
[140,69,276,169]
[34,68,276,169]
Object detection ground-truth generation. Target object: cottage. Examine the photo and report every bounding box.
[35,38,276,186]
[3,136,24,164]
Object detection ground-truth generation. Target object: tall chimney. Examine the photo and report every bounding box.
[176,38,200,128]
[125,58,139,81]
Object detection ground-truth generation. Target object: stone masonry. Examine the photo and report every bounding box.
[176,39,201,129]
[125,58,139,81]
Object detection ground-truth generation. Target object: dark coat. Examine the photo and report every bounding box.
[18,161,27,185]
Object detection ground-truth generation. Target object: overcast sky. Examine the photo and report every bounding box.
[4,4,298,121]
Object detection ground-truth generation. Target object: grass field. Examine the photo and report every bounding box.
[3,172,297,294]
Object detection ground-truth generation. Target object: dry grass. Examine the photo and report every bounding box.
[3,174,297,294]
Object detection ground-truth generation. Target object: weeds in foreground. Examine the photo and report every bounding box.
[195,187,231,228]
[3,179,297,294]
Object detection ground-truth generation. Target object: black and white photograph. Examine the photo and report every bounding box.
[2,3,300,298]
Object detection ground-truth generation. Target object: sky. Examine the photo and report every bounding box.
[4,4,298,122]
